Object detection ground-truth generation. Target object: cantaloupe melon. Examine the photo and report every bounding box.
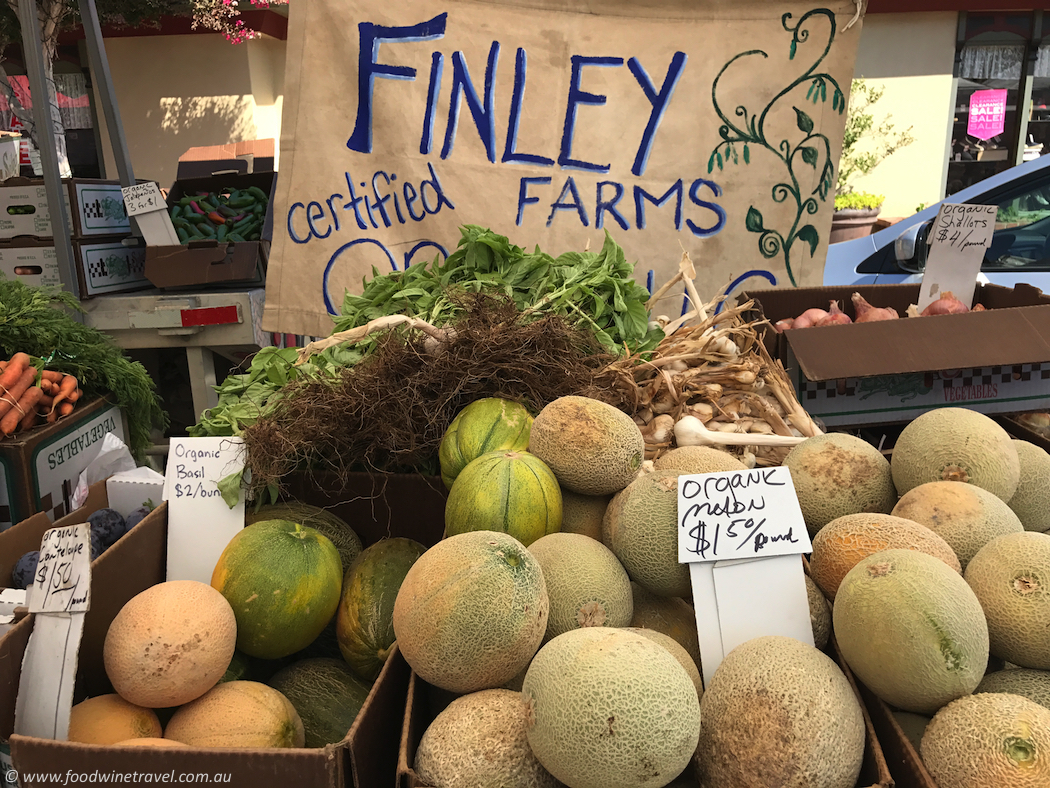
[834,549,989,715]
[965,531,1050,669]
[602,469,690,597]
[805,574,832,650]
[103,580,237,708]
[68,694,162,745]
[522,627,700,788]
[393,531,548,694]
[528,532,632,641]
[892,480,1024,570]
[439,397,534,489]
[652,445,746,474]
[559,489,610,541]
[783,433,896,538]
[164,680,305,748]
[891,711,931,753]
[921,692,1050,788]
[529,396,644,496]
[1008,440,1050,532]
[624,627,702,699]
[976,668,1050,710]
[629,582,701,672]
[891,407,1020,501]
[809,513,961,600]
[268,658,372,748]
[111,738,188,748]
[695,635,865,788]
[415,689,561,788]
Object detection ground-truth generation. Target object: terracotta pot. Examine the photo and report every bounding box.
[830,207,882,244]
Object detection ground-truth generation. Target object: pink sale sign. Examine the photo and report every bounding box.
[968,89,1007,140]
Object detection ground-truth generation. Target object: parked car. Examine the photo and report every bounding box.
[824,153,1050,288]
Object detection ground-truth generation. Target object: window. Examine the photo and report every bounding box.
[981,175,1050,271]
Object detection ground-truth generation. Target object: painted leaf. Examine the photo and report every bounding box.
[795,107,814,134]
[743,144,750,164]
[745,206,765,233]
[790,39,797,59]
[707,150,717,174]
[801,146,818,167]
[796,224,820,257]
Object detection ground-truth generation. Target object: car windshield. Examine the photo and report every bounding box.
[982,177,1050,270]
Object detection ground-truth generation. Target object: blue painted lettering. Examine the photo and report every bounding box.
[420,51,444,155]
[502,47,554,167]
[324,194,343,233]
[287,202,309,244]
[559,56,623,173]
[323,239,398,314]
[547,176,589,227]
[404,240,449,269]
[343,174,370,230]
[403,181,424,221]
[442,42,501,162]
[628,52,687,177]
[686,179,727,237]
[634,180,683,230]
[517,176,551,225]
[595,181,629,231]
[306,201,331,239]
[419,162,456,214]
[348,14,448,153]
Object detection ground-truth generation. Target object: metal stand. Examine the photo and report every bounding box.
[16,0,78,298]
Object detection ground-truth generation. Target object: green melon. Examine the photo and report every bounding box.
[892,480,1024,570]
[891,407,1020,501]
[219,650,254,684]
[783,432,897,538]
[445,450,561,547]
[211,519,343,660]
[439,397,534,490]
[415,689,561,788]
[921,693,1050,788]
[267,658,372,748]
[559,489,610,541]
[529,395,644,496]
[965,531,1050,669]
[976,668,1050,710]
[696,635,865,788]
[393,531,548,694]
[246,502,362,572]
[603,468,690,597]
[1008,440,1050,532]
[834,549,989,715]
[336,537,426,682]
[528,532,632,641]
[522,627,700,788]
[629,582,701,672]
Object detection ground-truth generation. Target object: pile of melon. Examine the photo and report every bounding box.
[76,502,423,751]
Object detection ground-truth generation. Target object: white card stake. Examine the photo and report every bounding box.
[122,181,180,246]
[678,467,813,688]
[14,524,91,741]
[164,437,246,584]
[917,203,998,313]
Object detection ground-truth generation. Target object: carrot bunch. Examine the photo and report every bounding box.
[0,352,81,436]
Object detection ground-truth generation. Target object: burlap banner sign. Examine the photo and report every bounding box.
[263,0,863,337]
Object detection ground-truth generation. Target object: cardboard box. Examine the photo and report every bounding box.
[0,178,133,239]
[740,283,1050,428]
[1,472,449,788]
[0,398,125,532]
[854,676,938,788]
[175,139,277,180]
[104,470,165,520]
[144,170,275,290]
[0,236,150,298]
[397,632,894,788]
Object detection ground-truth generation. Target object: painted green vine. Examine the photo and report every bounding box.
[708,9,844,286]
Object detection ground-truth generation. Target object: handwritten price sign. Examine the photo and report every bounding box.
[677,467,811,563]
[29,524,91,614]
[121,182,164,217]
[928,203,997,252]
[917,202,998,313]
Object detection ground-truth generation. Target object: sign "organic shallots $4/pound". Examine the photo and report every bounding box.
[263,0,865,338]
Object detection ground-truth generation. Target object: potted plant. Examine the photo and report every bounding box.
[832,80,914,243]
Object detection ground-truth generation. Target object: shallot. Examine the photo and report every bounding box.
[852,292,899,322]
[773,318,795,333]
[972,303,987,312]
[791,308,829,329]
[814,300,852,327]
[921,291,969,316]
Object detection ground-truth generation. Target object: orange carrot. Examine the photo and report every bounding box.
[0,366,37,420]
[48,374,78,415]
[57,401,74,417]
[38,393,53,409]
[8,352,29,369]
[0,355,26,399]
[67,388,81,403]
[2,385,42,435]
[19,403,37,432]
[40,370,63,384]
[39,378,51,395]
